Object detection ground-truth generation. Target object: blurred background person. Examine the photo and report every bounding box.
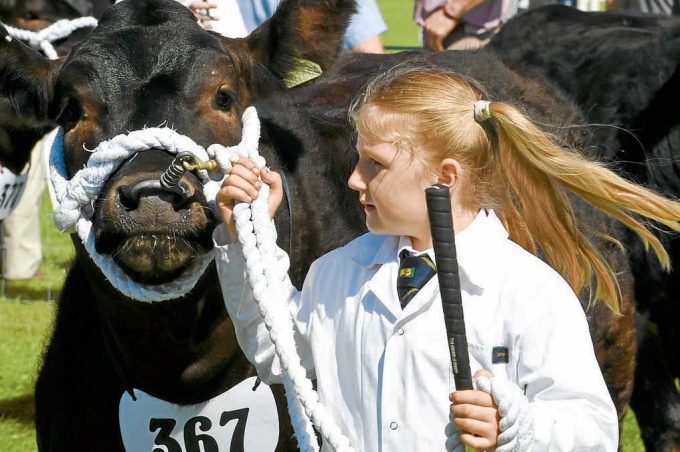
[415,0,518,50]
[184,0,387,52]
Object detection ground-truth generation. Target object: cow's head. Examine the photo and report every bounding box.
[1,0,354,291]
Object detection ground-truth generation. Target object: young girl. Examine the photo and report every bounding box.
[213,67,680,451]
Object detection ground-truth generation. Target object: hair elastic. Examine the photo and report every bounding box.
[474,100,492,122]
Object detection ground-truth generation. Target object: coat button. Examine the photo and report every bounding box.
[389,421,398,430]
[397,328,405,336]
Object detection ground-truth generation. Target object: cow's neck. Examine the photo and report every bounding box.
[73,241,250,404]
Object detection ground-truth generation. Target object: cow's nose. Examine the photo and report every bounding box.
[118,179,192,210]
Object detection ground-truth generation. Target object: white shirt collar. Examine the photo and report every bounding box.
[351,209,510,289]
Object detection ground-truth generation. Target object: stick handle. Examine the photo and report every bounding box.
[425,184,473,391]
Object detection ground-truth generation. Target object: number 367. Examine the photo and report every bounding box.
[150,408,249,452]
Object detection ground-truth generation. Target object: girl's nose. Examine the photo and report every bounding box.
[348,166,365,191]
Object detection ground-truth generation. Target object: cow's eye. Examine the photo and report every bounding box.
[56,98,83,131]
[22,11,40,21]
[215,87,234,112]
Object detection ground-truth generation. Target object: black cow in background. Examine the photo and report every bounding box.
[491,6,680,449]
[0,0,98,174]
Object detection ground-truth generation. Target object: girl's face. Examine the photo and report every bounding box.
[348,137,436,243]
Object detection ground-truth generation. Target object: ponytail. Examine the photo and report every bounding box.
[488,101,680,312]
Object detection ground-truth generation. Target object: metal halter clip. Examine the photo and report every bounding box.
[180,158,219,172]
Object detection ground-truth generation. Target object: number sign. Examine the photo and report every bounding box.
[0,167,28,221]
[119,377,279,451]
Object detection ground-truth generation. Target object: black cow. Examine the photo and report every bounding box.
[0,0,640,449]
[0,0,98,174]
[491,7,680,449]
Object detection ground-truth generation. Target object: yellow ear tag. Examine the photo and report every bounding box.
[284,58,323,88]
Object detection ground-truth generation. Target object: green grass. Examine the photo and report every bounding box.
[0,0,647,449]
[0,300,54,452]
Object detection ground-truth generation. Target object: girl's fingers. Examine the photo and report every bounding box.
[218,185,253,204]
[234,157,260,173]
[451,403,498,423]
[459,432,495,450]
[230,162,261,186]
[451,390,495,407]
[226,173,260,199]
[261,169,284,218]
[453,417,495,439]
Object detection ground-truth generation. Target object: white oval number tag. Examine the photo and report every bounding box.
[119,377,279,452]
[0,167,28,221]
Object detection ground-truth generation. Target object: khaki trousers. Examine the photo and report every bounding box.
[1,131,54,279]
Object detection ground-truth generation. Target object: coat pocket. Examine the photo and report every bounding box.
[466,342,518,383]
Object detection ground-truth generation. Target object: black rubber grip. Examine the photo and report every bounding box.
[425,184,473,391]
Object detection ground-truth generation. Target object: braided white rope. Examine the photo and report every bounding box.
[48,109,260,302]
[476,375,534,451]
[2,17,98,59]
[225,111,354,451]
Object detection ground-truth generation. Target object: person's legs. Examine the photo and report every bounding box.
[1,134,50,280]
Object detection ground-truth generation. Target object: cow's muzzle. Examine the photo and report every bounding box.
[118,179,193,210]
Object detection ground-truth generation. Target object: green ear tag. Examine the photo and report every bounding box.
[284,58,323,88]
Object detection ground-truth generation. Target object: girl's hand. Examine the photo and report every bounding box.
[450,370,500,451]
[215,158,283,241]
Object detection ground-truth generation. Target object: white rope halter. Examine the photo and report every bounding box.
[47,108,260,302]
[2,17,98,59]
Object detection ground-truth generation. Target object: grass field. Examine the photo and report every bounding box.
[0,0,647,450]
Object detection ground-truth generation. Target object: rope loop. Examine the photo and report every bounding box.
[2,16,98,59]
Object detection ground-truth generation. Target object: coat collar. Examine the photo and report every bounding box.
[351,209,510,290]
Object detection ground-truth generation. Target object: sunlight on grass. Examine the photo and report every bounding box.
[0,300,55,451]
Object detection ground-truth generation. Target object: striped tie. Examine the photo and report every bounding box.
[397,250,437,309]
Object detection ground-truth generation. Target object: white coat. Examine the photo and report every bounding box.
[214,209,619,451]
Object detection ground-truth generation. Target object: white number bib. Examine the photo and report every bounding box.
[119,377,279,452]
[0,167,28,221]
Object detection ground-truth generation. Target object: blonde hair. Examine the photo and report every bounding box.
[350,66,680,313]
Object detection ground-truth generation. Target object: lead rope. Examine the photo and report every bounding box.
[214,109,354,452]
[2,17,98,59]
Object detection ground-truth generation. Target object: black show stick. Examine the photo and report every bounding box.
[425,184,473,391]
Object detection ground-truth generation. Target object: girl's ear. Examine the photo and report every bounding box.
[437,158,463,191]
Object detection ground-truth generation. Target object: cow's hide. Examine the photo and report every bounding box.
[491,7,680,449]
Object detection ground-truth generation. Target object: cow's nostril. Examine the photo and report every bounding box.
[118,180,192,210]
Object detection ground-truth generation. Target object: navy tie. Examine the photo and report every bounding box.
[397,250,437,308]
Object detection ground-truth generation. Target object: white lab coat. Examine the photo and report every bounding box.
[214,209,619,451]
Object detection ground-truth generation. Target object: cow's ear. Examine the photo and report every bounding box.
[0,25,60,129]
[245,0,356,82]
